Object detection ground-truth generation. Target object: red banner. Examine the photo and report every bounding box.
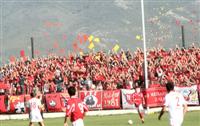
[143,87,167,107]
[79,91,102,110]
[102,90,121,109]
[0,82,10,89]
[45,93,62,112]
[0,95,7,113]
[9,95,25,113]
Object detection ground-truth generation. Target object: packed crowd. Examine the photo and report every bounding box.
[0,45,199,95]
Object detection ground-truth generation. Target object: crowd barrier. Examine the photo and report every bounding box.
[0,85,199,114]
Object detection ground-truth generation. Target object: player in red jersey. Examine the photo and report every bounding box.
[64,86,88,126]
[132,87,145,123]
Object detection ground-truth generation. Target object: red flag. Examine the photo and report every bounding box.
[83,34,89,42]
[72,42,78,51]
[59,48,65,54]
[53,41,59,48]
[44,21,52,27]
[62,34,67,41]
[9,55,16,63]
[77,34,83,44]
[189,19,193,24]
[34,50,40,55]
[20,50,25,57]
[175,19,181,26]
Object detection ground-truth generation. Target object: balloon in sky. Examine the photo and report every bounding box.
[136,35,142,40]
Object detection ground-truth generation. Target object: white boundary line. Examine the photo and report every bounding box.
[0,106,200,120]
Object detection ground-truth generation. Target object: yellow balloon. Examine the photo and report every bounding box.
[136,35,141,40]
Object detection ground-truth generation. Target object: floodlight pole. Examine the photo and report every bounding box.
[141,0,148,89]
[181,25,185,48]
[141,0,150,113]
[31,37,34,59]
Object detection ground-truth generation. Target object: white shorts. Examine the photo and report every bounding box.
[138,104,144,112]
[29,112,43,122]
[169,117,183,126]
[72,119,84,126]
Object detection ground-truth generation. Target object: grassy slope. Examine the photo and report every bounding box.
[0,111,199,126]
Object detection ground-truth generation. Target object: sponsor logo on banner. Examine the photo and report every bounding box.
[175,85,199,105]
[45,93,62,112]
[84,95,98,107]
[121,89,136,109]
[79,91,102,110]
[14,102,25,113]
[9,95,25,113]
[49,100,56,107]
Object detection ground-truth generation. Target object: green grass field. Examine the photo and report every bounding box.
[0,111,199,126]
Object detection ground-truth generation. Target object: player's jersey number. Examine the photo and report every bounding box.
[176,97,180,107]
[31,102,37,109]
[70,103,84,113]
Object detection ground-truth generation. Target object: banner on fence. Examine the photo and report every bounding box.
[102,90,121,109]
[79,91,102,110]
[9,95,25,113]
[175,85,199,105]
[144,87,166,107]
[0,83,10,89]
[45,93,62,112]
[121,89,136,109]
[0,95,7,113]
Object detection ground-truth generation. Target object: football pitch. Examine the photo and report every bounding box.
[0,111,199,126]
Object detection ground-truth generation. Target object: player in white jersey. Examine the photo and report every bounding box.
[27,92,45,126]
[158,82,187,126]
